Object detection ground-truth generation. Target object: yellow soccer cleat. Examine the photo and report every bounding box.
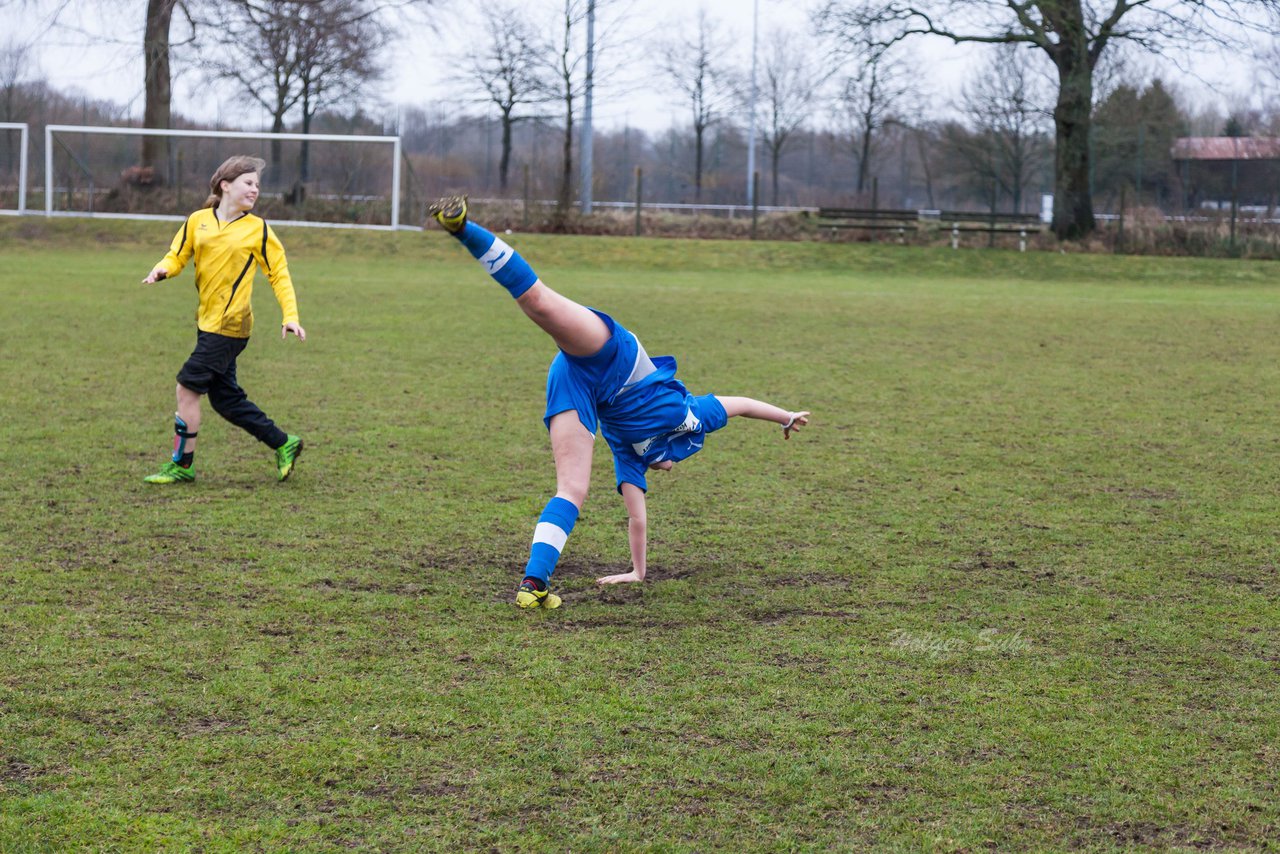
[427,195,468,233]
[516,580,561,609]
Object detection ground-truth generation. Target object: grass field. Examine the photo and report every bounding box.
[1,218,1278,850]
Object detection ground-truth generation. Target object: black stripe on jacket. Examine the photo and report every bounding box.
[222,256,255,317]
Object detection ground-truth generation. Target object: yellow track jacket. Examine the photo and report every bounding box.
[155,208,300,338]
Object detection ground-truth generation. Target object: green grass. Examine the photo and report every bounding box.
[2,218,1278,850]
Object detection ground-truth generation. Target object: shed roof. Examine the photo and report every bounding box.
[1171,137,1280,161]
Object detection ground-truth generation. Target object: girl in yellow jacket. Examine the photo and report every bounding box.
[141,155,307,483]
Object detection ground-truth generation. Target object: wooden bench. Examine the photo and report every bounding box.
[815,207,1046,249]
[813,208,922,242]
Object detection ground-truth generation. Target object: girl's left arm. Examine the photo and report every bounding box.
[260,224,305,339]
[598,483,647,584]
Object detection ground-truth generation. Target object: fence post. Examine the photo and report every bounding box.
[523,163,531,230]
[951,223,959,250]
[1117,185,1126,254]
[634,166,643,236]
[750,171,760,240]
[1230,157,1238,251]
[1019,229,1027,253]
[176,149,183,210]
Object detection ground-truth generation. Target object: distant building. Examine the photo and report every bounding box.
[1171,137,1280,211]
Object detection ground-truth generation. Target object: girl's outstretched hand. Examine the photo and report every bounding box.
[597,569,644,585]
[783,411,810,440]
[141,268,168,284]
[282,322,307,341]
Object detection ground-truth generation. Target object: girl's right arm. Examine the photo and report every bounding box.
[142,214,197,283]
[598,483,648,585]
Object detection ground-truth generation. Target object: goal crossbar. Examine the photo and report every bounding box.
[0,122,29,215]
[44,124,403,228]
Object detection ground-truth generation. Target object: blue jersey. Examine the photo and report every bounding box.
[544,310,728,492]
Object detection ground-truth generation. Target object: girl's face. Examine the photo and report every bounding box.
[220,171,260,212]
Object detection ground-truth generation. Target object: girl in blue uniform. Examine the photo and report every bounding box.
[429,197,809,608]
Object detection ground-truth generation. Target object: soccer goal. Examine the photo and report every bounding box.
[44,125,404,229]
[0,122,30,215]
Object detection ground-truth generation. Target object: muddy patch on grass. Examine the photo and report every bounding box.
[767,651,830,671]
[1,758,37,783]
[950,550,1019,572]
[1102,485,1181,502]
[540,614,689,632]
[1191,563,1278,595]
[746,605,860,624]
[1069,818,1253,850]
[770,572,859,589]
[309,577,429,597]
[411,780,467,798]
[179,715,248,737]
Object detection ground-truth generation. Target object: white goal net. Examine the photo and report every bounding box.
[44,125,404,229]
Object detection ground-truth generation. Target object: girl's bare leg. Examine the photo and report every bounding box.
[175,383,202,455]
[517,411,595,599]
[515,282,611,358]
[428,198,611,358]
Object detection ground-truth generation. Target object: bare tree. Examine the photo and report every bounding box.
[756,31,824,206]
[658,9,734,202]
[957,43,1051,212]
[458,3,546,193]
[543,0,591,223]
[836,36,914,197]
[201,0,390,185]
[2,0,194,181]
[0,40,34,123]
[815,0,1280,239]
[0,40,35,183]
[537,0,632,224]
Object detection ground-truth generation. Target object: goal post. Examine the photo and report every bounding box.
[0,122,30,215]
[44,125,403,229]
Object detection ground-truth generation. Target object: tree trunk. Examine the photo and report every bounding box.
[1051,48,1096,239]
[694,123,704,203]
[915,129,935,209]
[556,91,574,228]
[771,144,781,206]
[856,120,872,194]
[300,90,312,185]
[499,109,513,193]
[141,0,177,184]
[558,92,573,209]
[271,113,285,167]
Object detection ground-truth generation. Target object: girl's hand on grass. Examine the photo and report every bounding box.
[597,570,643,585]
[783,411,810,440]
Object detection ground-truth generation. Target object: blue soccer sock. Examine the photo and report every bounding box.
[452,221,538,299]
[523,496,579,585]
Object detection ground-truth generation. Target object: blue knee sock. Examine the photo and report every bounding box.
[453,222,538,299]
[523,496,579,585]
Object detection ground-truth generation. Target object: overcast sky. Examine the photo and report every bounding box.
[6,0,1266,134]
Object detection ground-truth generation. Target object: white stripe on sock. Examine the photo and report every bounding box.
[479,237,514,274]
[533,522,569,553]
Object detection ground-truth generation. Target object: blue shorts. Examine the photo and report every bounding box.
[543,310,646,435]
[543,310,728,492]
